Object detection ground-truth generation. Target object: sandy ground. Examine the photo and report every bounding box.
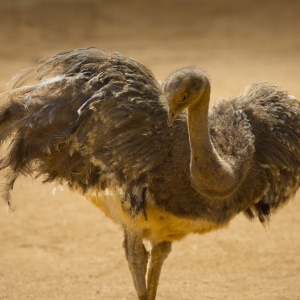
[0,0,300,299]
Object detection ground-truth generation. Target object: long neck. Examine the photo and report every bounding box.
[187,87,238,198]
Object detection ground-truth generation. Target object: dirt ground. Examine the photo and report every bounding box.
[0,0,300,299]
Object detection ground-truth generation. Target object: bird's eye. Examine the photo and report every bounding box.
[177,95,186,103]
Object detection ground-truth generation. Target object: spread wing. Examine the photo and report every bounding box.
[0,48,171,213]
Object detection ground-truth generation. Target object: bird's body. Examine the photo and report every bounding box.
[1,47,300,299]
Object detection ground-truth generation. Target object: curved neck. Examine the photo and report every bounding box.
[187,88,238,198]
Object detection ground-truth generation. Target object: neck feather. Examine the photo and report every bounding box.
[187,89,238,198]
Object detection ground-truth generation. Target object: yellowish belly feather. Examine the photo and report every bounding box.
[87,188,226,243]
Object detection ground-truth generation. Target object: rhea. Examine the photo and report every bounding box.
[1,48,300,300]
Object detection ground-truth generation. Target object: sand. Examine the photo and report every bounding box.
[0,0,300,299]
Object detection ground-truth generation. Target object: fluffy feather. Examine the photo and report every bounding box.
[0,47,300,229]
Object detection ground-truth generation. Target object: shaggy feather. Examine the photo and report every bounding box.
[0,47,300,228]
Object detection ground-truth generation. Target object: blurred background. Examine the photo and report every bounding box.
[0,0,300,299]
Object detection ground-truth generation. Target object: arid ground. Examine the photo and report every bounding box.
[0,0,300,299]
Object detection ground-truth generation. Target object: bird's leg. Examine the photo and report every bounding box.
[146,241,172,300]
[123,228,149,300]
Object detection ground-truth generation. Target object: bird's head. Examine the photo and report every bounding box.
[163,68,210,126]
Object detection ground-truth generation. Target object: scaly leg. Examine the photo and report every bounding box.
[123,228,149,300]
[146,241,172,300]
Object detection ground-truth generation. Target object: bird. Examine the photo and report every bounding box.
[1,47,300,300]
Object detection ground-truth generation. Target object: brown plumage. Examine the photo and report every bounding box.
[1,47,300,300]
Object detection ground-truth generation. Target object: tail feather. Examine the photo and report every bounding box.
[0,70,89,205]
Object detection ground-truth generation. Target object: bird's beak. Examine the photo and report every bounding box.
[167,110,177,127]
